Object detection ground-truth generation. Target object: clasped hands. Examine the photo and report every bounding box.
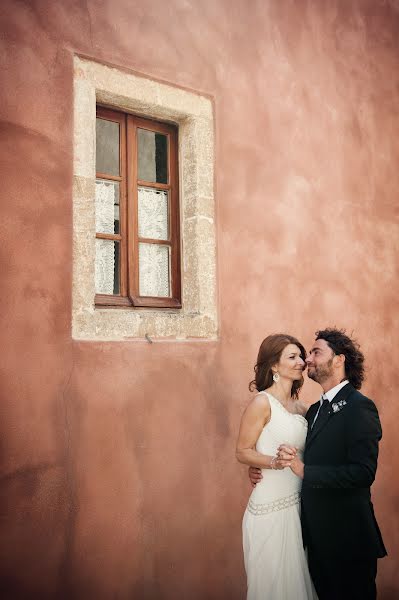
[274,444,304,478]
[249,444,304,487]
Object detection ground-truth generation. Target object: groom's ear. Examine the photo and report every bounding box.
[333,353,345,369]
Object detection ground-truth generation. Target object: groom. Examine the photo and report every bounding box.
[249,328,386,600]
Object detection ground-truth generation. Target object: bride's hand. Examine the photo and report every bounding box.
[278,444,304,478]
[273,444,295,469]
[276,444,302,471]
[277,444,297,460]
[272,455,291,470]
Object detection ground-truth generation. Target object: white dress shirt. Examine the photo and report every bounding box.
[311,380,349,429]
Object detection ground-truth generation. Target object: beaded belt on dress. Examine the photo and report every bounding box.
[247,491,301,516]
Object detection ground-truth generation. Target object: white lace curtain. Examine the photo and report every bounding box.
[95,180,117,294]
[94,182,170,297]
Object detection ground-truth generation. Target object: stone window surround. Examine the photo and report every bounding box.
[72,55,217,341]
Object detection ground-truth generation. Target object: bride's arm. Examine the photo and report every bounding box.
[236,394,289,470]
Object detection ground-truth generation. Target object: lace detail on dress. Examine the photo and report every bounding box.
[247,491,301,516]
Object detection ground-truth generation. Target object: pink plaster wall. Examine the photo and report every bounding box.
[1,1,399,598]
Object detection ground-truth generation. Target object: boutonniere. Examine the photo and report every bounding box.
[331,399,347,413]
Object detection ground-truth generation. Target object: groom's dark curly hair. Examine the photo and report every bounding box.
[316,328,365,390]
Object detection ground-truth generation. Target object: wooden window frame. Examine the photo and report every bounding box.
[95,106,181,309]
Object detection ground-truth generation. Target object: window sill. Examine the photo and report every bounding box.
[95,294,182,309]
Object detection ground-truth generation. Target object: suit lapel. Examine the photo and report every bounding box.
[306,383,355,448]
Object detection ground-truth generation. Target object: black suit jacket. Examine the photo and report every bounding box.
[301,383,387,559]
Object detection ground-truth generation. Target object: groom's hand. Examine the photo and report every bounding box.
[289,455,304,479]
[248,466,262,488]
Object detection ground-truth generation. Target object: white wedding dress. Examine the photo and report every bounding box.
[242,392,318,600]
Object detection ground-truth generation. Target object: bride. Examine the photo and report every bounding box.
[236,334,317,600]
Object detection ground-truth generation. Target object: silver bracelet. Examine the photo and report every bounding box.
[270,456,277,470]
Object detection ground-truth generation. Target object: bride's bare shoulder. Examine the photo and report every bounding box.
[251,390,271,408]
[244,391,271,416]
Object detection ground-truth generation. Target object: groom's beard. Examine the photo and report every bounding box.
[307,358,334,384]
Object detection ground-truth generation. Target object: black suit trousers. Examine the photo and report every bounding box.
[307,547,377,600]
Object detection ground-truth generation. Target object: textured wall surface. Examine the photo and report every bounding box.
[1,1,398,598]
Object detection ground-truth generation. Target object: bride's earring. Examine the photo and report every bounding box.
[273,372,280,383]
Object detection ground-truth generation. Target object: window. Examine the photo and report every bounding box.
[95,107,181,308]
[73,56,217,340]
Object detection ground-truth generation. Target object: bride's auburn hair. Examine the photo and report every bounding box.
[249,334,307,399]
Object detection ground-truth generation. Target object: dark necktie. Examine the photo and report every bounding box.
[311,396,330,431]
